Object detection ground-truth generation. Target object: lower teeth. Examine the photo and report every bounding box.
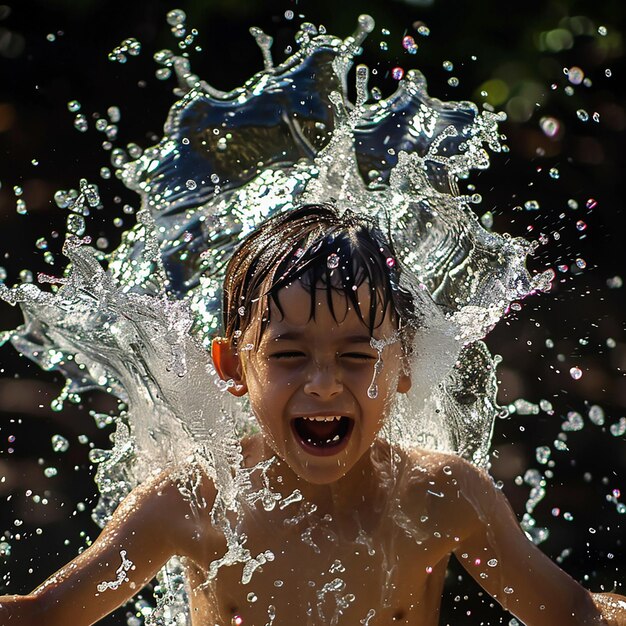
[305,434,342,447]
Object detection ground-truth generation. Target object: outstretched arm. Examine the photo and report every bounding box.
[0,465,218,626]
[448,457,626,626]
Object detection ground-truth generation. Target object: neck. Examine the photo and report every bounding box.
[247,436,395,523]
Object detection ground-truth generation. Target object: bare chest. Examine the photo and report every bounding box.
[185,505,455,626]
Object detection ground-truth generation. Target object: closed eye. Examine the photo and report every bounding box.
[341,352,377,360]
[270,351,306,359]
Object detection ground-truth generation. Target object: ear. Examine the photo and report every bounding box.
[397,371,412,394]
[211,337,248,397]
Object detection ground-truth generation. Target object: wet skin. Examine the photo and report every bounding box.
[1,282,625,625]
[222,281,412,486]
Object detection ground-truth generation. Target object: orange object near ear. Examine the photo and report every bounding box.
[211,337,248,397]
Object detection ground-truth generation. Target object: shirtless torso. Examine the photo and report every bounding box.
[0,435,618,626]
[180,438,479,626]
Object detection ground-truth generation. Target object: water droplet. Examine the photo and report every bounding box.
[66,214,86,236]
[126,38,141,56]
[385,257,395,268]
[246,592,257,603]
[391,67,404,80]
[576,109,589,122]
[442,60,453,72]
[402,35,417,54]
[19,269,33,283]
[447,76,459,87]
[576,220,586,231]
[588,405,605,426]
[367,384,378,399]
[107,106,121,123]
[585,198,597,210]
[575,258,586,269]
[487,558,498,567]
[610,418,626,437]
[126,143,142,159]
[104,124,117,141]
[74,114,88,132]
[185,179,197,190]
[504,586,514,594]
[238,306,245,316]
[67,100,81,112]
[598,25,607,36]
[605,68,612,78]
[569,367,582,381]
[166,9,186,26]
[231,615,244,626]
[326,253,340,269]
[566,66,584,85]
[44,467,58,478]
[480,211,494,229]
[524,200,540,211]
[156,67,172,81]
[549,168,560,179]
[0,541,11,557]
[539,116,560,137]
[51,434,70,453]
[536,446,551,464]
[563,410,584,430]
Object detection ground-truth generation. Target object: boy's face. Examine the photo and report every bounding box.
[214,279,411,485]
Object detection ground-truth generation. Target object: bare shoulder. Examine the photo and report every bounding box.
[401,448,496,537]
[403,447,489,486]
[115,460,220,558]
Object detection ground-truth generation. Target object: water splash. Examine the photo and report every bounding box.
[0,12,553,623]
[366,332,400,399]
[97,549,135,592]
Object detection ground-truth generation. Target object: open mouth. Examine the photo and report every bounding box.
[292,416,353,456]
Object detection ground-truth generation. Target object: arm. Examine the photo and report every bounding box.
[448,457,626,626]
[0,465,218,626]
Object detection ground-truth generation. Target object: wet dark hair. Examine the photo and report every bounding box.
[222,203,417,349]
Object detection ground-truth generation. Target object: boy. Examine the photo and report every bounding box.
[1,203,625,626]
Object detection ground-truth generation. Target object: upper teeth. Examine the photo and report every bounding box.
[301,416,341,422]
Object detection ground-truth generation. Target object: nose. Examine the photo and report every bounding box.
[303,360,343,399]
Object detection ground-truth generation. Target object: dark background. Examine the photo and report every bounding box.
[0,0,624,624]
